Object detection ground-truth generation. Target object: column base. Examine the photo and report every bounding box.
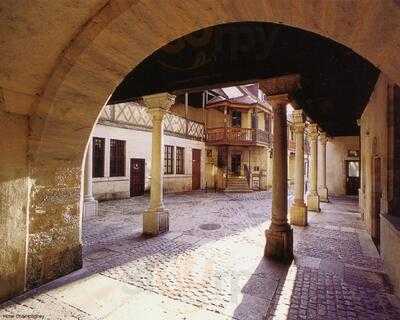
[289,201,308,226]
[143,207,169,236]
[264,225,293,262]
[83,199,98,218]
[318,187,329,202]
[307,193,320,212]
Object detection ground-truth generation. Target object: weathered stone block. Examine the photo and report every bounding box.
[307,194,320,212]
[318,187,329,202]
[264,227,293,262]
[143,208,169,236]
[26,244,82,289]
[290,202,308,226]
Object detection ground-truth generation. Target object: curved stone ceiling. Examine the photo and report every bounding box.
[111,22,379,136]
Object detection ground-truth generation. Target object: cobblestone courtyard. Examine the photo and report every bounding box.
[1,192,400,319]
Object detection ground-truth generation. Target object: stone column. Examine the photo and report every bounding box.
[307,123,320,212]
[318,131,329,202]
[289,110,307,226]
[142,93,176,236]
[83,138,98,217]
[265,96,293,261]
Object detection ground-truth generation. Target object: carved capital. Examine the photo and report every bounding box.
[292,122,306,134]
[291,109,305,124]
[143,93,176,122]
[318,131,327,144]
[267,94,290,109]
[307,123,319,141]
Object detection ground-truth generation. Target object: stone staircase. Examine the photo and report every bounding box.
[224,176,252,193]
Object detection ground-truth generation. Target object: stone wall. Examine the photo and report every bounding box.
[0,110,28,302]
[360,74,400,296]
[360,75,390,232]
[325,136,359,196]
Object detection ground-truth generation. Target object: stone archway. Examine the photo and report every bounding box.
[2,0,400,302]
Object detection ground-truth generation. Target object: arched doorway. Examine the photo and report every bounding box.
[2,0,400,302]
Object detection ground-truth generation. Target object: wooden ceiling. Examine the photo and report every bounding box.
[109,22,379,136]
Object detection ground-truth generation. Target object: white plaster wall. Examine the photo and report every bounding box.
[325,136,359,196]
[92,123,206,200]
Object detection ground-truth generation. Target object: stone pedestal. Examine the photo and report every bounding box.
[318,187,329,202]
[83,197,98,218]
[289,109,308,226]
[306,193,320,212]
[142,93,175,236]
[264,95,293,262]
[143,207,169,235]
[265,226,293,262]
[83,138,98,218]
[290,201,307,226]
[307,123,320,212]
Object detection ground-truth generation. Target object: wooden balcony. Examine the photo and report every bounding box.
[206,127,272,146]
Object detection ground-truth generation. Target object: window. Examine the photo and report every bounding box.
[110,139,125,177]
[231,110,241,127]
[92,137,105,178]
[348,161,360,177]
[164,145,174,174]
[176,147,185,174]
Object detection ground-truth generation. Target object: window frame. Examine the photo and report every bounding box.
[92,137,105,178]
[176,147,185,174]
[110,139,126,177]
[164,145,174,175]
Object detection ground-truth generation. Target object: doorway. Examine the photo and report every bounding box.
[372,157,381,248]
[192,149,201,190]
[345,160,360,195]
[130,158,145,196]
[231,154,241,176]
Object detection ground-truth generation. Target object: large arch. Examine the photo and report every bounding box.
[1,0,400,301]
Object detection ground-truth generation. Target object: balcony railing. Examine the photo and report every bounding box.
[206,127,272,146]
[99,103,205,141]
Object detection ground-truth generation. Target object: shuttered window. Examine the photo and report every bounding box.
[164,145,174,174]
[176,147,185,174]
[92,137,105,178]
[110,139,126,177]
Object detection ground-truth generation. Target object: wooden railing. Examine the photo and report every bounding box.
[206,127,272,146]
[100,103,205,141]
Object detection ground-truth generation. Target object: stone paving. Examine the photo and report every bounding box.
[1,192,400,319]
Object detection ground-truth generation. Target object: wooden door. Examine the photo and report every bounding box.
[372,157,381,248]
[192,149,201,190]
[346,160,360,195]
[130,158,145,196]
[231,154,241,176]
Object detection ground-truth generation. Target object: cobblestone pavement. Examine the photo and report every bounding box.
[1,192,400,319]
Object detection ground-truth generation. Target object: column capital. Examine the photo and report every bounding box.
[143,93,176,119]
[267,94,291,109]
[307,123,319,141]
[292,122,306,134]
[291,109,305,124]
[318,131,327,144]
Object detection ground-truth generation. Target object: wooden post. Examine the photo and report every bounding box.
[185,92,189,135]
